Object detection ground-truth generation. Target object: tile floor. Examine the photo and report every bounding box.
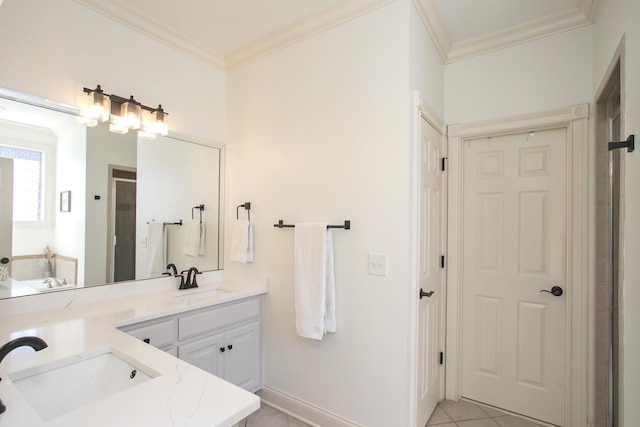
[427,399,546,427]
[240,399,546,427]
[241,404,312,427]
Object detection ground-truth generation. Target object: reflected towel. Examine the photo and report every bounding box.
[294,223,335,340]
[184,220,206,257]
[146,222,166,278]
[230,219,253,263]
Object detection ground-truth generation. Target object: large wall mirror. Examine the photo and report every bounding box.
[0,88,224,299]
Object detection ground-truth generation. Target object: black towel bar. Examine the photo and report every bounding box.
[274,220,350,230]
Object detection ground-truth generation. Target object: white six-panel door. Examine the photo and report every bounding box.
[416,116,445,427]
[461,128,567,425]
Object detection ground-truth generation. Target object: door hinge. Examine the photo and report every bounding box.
[441,157,447,172]
[439,351,444,365]
[440,255,445,269]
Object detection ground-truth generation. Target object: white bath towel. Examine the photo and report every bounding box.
[146,222,166,278]
[184,220,206,257]
[230,219,254,263]
[294,223,336,340]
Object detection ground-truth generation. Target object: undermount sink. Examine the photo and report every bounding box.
[175,288,229,302]
[8,348,158,421]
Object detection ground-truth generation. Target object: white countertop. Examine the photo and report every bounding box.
[0,271,267,426]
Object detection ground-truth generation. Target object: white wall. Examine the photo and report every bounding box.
[410,2,445,120]
[593,0,640,424]
[445,26,593,124]
[0,0,225,142]
[225,2,421,425]
[54,123,87,284]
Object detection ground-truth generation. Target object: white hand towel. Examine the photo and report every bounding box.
[294,223,336,340]
[146,222,165,278]
[184,219,205,257]
[230,219,254,263]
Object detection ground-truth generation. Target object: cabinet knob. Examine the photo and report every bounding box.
[227,345,233,350]
[143,338,150,344]
[219,347,225,353]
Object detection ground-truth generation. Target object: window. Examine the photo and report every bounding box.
[0,145,44,221]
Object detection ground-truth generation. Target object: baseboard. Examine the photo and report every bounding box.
[257,385,363,427]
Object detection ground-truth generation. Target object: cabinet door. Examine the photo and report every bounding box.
[178,333,225,378]
[224,322,261,392]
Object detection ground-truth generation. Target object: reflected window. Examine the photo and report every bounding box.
[0,145,44,221]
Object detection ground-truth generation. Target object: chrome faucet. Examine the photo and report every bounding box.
[0,336,48,414]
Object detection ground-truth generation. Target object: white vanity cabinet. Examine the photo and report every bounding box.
[119,295,262,392]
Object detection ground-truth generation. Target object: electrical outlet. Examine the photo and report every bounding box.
[368,253,388,276]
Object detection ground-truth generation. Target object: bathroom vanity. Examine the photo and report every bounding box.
[0,271,266,426]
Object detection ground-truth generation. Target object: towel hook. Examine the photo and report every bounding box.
[192,204,205,223]
[237,202,251,221]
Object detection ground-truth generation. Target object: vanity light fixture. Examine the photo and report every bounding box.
[79,85,169,139]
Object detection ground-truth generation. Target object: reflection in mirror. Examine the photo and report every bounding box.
[0,88,223,299]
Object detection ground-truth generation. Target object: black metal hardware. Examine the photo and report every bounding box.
[94,195,101,200]
[439,352,444,365]
[608,134,635,152]
[441,255,445,269]
[0,258,8,265]
[274,220,351,230]
[236,202,251,221]
[540,286,563,297]
[420,289,434,299]
[219,347,225,353]
[83,85,169,116]
[441,157,447,172]
[191,204,205,223]
[130,369,137,379]
[227,345,233,350]
[143,338,150,344]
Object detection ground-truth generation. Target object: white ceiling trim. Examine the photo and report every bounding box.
[75,0,397,72]
[446,7,592,63]
[74,0,227,70]
[224,0,397,71]
[415,0,599,64]
[412,0,451,62]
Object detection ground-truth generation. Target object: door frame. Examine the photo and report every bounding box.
[409,91,447,427]
[446,104,591,426]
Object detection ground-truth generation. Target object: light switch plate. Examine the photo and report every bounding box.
[368,253,388,276]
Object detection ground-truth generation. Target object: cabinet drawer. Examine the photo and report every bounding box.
[122,319,176,348]
[179,298,260,340]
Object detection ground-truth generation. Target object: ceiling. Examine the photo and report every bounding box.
[76,0,598,70]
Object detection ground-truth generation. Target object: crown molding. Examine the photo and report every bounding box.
[445,7,592,63]
[577,0,599,21]
[74,0,226,71]
[411,0,450,62]
[225,0,397,70]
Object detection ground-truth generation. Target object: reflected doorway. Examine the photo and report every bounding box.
[107,167,136,282]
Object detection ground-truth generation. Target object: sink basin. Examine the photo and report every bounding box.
[175,288,229,301]
[9,348,158,421]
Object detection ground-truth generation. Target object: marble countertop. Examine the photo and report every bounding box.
[0,271,267,426]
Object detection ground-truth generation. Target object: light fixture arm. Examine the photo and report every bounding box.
[80,85,169,139]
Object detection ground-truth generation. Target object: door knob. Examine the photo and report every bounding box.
[420,289,434,299]
[0,257,9,264]
[540,286,563,297]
